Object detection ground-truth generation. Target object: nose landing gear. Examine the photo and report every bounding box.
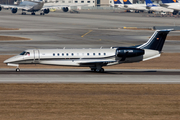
[16,68,20,72]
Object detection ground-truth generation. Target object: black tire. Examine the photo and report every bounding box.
[91,68,96,72]
[96,68,104,73]
[16,68,20,72]
[100,68,104,73]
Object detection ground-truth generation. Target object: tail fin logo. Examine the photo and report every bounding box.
[123,0,127,2]
[114,0,118,2]
[173,0,176,2]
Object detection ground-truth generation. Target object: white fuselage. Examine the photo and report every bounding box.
[19,1,44,12]
[161,3,180,11]
[124,4,147,11]
[4,48,160,67]
[149,6,173,12]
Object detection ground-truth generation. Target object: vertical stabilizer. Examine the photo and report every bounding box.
[146,0,157,7]
[123,0,132,4]
[161,0,178,3]
[114,0,122,4]
[137,29,173,52]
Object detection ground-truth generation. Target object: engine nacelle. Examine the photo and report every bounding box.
[44,9,50,14]
[0,6,2,11]
[62,7,69,12]
[173,10,178,15]
[116,47,144,58]
[11,8,17,14]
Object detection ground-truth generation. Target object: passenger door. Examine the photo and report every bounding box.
[33,49,40,63]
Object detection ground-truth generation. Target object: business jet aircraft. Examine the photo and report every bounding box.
[4,29,172,72]
[123,0,147,12]
[146,0,173,13]
[0,0,81,15]
[160,0,180,15]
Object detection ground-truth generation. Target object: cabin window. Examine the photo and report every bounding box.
[53,53,55,56]
[93,1,94,3]
[62,1,65,3]
[72,53,74,56]
[87,1,90,3]
[99,53,101,56]
[110,1,112,3]
[81,1,84,3]
[75,1,78,3]
[104,53,106,55]
[66,53,68,56]
[68,1,71,3]
[93,53,95,56]
[62,53,64,56]
[87,53,89,56]
[57,53,60,56]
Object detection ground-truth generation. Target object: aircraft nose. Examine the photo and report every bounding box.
[4,55,21,64]
[4,58,13,64]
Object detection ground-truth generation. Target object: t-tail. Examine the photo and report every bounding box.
[137,29,173,52]
[161,0,178,3]
[114,0,123,4]
[146,0,157,7]
[123,0,132,4]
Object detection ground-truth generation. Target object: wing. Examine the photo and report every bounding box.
[42,4,88,10]
[77,59,117,66]
[159,4,169,7]
[0,4,33,10]
[0,4,18,9]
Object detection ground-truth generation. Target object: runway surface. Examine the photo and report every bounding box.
[0,69,179,83]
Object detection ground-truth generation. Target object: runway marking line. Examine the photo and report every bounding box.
[81,30,93,37]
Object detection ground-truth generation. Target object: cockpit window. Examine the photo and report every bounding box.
[20,51,26,55]
[19,51,30,56]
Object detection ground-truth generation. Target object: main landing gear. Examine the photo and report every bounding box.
[91,68,104,73]
[40,12,44,15]
[21,12,26,15]
[31,12,35,15]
